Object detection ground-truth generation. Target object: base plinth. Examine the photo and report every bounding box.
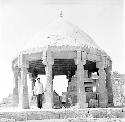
[18,85,29,109]
[76,103,88,108]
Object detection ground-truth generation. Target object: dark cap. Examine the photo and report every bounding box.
[37,77,40,80]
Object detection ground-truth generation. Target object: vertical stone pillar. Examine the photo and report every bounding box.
[18,54,29,109]
[12,66,19,107]
[96,58,108,108]
[105,66,114,106]
[28,73,34,106]
[84,70,88,78]
[42,50,54,109]
[75,51,88,108]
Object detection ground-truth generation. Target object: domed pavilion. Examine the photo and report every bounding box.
[12,18,113,109]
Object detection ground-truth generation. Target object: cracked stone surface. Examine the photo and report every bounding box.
[0,108,124,121]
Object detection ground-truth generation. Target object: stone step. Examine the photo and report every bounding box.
[17,119,67,122]
[0,108,124,121]
[16,118,125,122]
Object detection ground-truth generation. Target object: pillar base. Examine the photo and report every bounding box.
[13,88,19,107]
[108,93,114,105]
[107,103,114,107]
[99,102,108,108]
[76,103,88,109]
[18,85,29,109]
[13,95,19,107]
[99,92,108,108]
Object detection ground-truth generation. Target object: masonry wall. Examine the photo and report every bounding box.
[111,73,125,107]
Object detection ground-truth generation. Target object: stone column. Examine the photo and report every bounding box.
[12,66,19,107]
[96,58,108,108]
[84,70,88,78]
[105,66,114,106]
[75,51,88,108]
[67,71,72,86]
[18,54,29,109]
[42,51,54,109]
[28,73,34,106]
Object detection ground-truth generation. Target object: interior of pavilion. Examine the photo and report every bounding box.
[28,58,100,108]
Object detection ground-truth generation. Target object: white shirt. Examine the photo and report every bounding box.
[34,82,44,95]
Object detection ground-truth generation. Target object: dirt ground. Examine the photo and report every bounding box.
[16,118,125,122]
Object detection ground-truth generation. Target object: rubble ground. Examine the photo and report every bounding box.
[0,107,124,122]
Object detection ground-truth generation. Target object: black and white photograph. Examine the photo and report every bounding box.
[0,0,125,121]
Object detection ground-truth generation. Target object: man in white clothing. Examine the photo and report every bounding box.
[34,77,44,109]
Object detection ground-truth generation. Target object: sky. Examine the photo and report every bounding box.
[0,0,124,102]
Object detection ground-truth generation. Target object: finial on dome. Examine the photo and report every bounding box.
[60,11,63,18]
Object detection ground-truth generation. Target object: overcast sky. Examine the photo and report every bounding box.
[0,0,124,102]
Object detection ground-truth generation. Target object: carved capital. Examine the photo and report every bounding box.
[75,51,86,65]
[12,66,19,76]
[96,61,102,69]
[21,67,28,75]
[43,59,54,66]
[102,56,107,68]
[76,50,81,64]
[98,68,106,76]
[18,54,29,69]
[82,51,86,61]
[45,64,52,75]
[96,57,106,69]
[42,50,54,66]
[102,56,112,70]
[82,60,86,65]
[109,60,112,70]
[42,50,47,65]
[29,73,33,79]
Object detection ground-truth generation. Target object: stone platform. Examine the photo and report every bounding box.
[0,108,124,121]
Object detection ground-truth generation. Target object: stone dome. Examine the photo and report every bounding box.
[24,18,102,51]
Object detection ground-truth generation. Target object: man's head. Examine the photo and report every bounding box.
[37,77,40,83]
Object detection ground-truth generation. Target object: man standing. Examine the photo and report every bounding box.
[34,77,44,109]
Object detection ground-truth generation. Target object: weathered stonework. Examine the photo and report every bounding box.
[12,67,19,107]
[43,51,54,108]
[0,108,124,121]
[11,18,113,109]
[76,51,88,108]
[112,72,125,106]
[18,54,29,109]
[96,61,108,108]
[105,66,114,106]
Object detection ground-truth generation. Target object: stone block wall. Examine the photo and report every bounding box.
[111,72,125,107]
